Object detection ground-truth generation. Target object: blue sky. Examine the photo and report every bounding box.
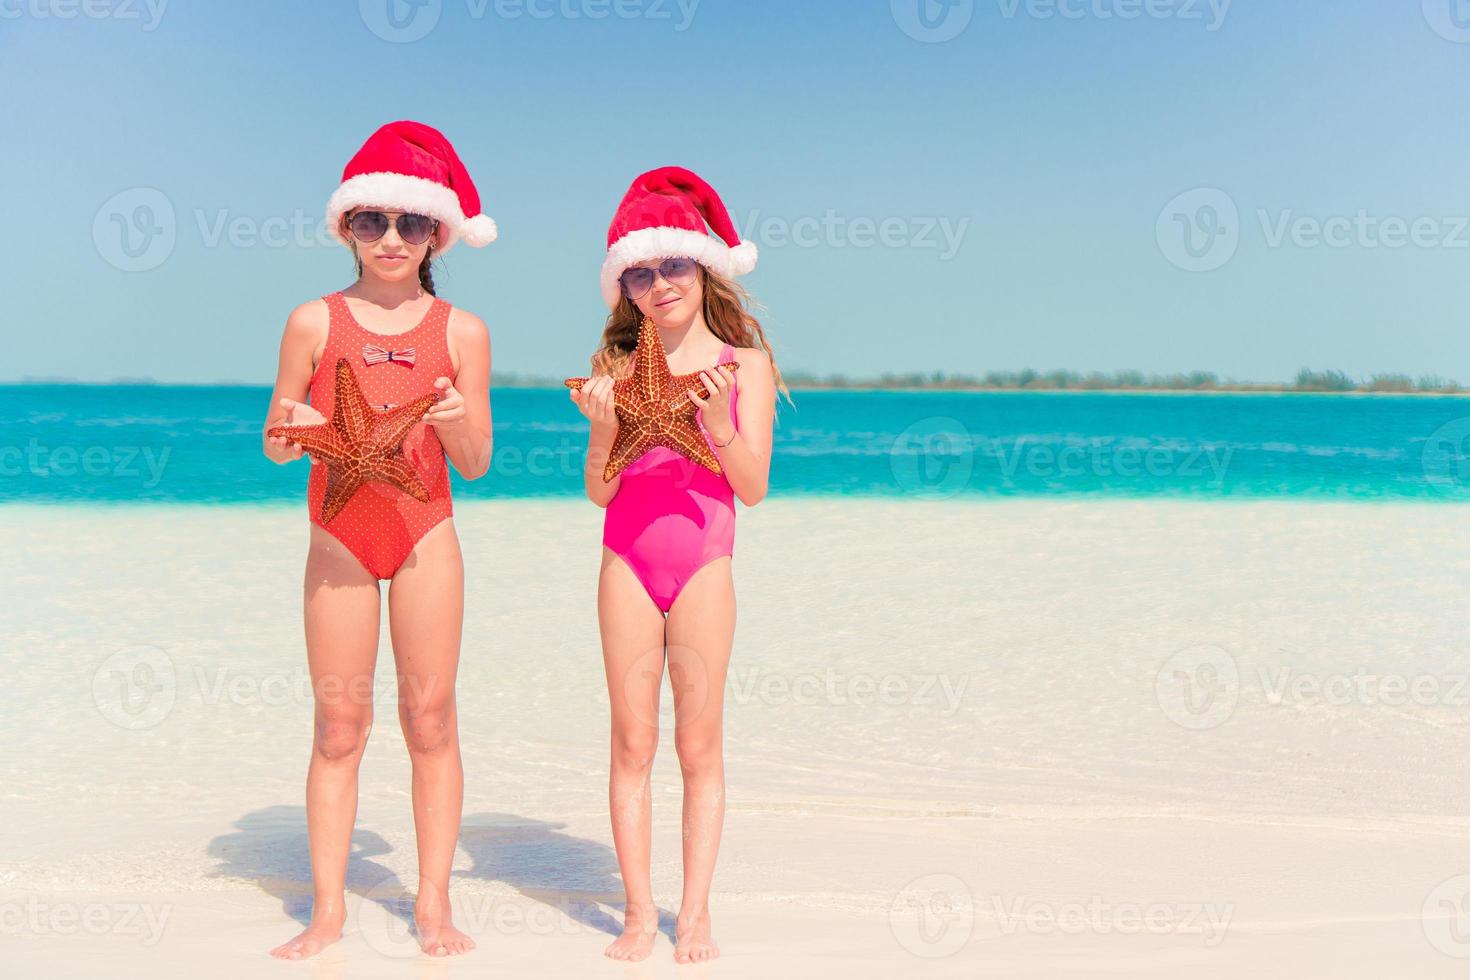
[6,0,1470,383]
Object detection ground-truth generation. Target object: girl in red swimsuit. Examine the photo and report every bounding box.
[570,167,786,964]
[261,121,495,960]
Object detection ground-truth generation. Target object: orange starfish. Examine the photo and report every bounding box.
[565,317,740,483]
[269,357,441,524]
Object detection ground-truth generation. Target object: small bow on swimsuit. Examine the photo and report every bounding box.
[362,344,416,367]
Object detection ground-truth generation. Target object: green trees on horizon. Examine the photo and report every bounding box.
[772,367,1467,393]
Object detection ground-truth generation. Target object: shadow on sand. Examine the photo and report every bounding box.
[458,812,677,943]
[205,804,407,930]
[206,806,675,944]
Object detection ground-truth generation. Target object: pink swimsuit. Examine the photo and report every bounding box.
[603,342,740,613]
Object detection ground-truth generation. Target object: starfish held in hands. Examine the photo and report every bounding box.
[565,317,739,482]
[268,357,440,524]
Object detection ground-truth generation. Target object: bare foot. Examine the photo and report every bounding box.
[415,894,476,957]
[269,910,345,960]
[604,904,659,962]
[674,908,719,963]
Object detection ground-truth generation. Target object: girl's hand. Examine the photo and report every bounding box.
[688,365,736,445]
[424,377,465,428]
[570,375,619,436]
[267,397,326,462]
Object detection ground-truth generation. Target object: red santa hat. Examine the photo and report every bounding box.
[600,166,758,308]
[326,120,496,254]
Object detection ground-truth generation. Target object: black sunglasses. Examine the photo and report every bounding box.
[348,210,438,246]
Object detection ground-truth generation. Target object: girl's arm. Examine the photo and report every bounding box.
[571,374,621,508]
[262,301,328,464]
[696,348,775,506]
[430,308,494,480]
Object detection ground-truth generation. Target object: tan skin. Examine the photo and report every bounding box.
[261,210,493,960]
[569,260,775,963]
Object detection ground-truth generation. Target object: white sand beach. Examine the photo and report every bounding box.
[2,497,1467,977]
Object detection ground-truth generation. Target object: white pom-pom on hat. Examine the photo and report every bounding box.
[460,213,498,247]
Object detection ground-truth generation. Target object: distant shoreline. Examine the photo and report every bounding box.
[4,380,1467,397]
[4,368,1465,396]
[782,385,1470,396]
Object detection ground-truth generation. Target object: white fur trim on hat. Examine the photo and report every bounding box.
[326,172,495,253]
[600,227,760,308]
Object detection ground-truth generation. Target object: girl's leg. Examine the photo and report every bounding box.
[598,548,670,962]
[385,519,474,957]
[271,525,382,960]
[664,556,735,964]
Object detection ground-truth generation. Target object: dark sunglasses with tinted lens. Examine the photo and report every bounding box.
[348,210,438,246]
[620,257,699,300]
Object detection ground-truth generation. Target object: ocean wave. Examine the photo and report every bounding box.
[72,416,184,428]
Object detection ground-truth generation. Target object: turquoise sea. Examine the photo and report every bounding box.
[3,385,1470,503]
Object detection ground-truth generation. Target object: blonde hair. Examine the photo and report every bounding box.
[589,267,791,406]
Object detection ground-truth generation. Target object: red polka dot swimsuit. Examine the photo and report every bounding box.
[306,291,455,579]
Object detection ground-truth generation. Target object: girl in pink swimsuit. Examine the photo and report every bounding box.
[600,342,741,613]
[261,121,495,961]
[570,167,787,965]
